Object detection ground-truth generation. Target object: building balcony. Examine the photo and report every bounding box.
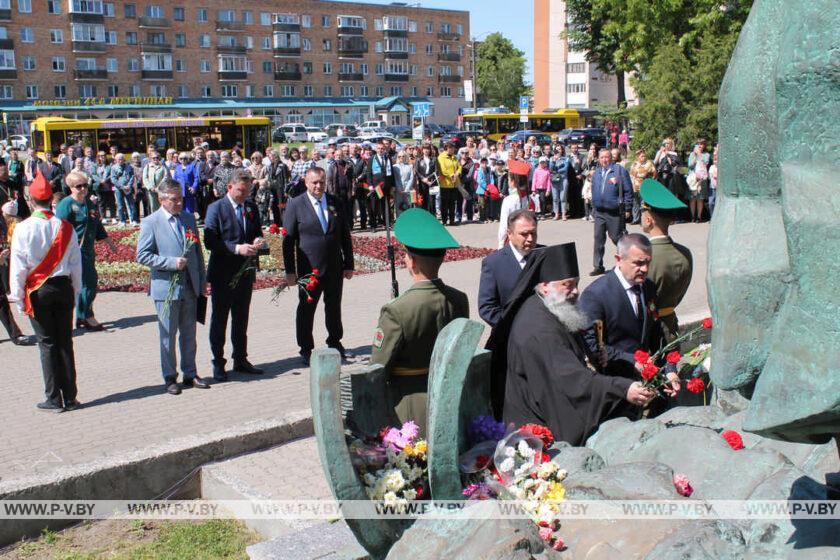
[218,70,248,81]
[438,74,461,83]
[0,38,12,49]
[141,69,173,80]
[274,69,302,81]
[336,25,364,35]
[438,31,461,41]
[69,12,104,24]
[273,21,301,32]
[384,73,409,82]
[0,69,17,80]
[384,50,409,60]
[337,39,368,56]
[0,8,10,21]
[338,72,364,82]
[216,44,247,55]
[383,28,408,38]
[74,68,108,80]
[437,52,461,62]
[138,16,171,29]
[273,46,301,57]
[140,42,172,53]
[216,20,245,32]
[72,40,107,53]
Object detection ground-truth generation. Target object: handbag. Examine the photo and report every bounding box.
[485,183,501,201]
[686,172,700,193]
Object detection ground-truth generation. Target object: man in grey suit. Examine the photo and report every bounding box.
[137,179,209,395]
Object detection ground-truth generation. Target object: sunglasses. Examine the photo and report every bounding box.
[72,183,90,189]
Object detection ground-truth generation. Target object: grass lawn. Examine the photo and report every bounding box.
[1,519,260,560]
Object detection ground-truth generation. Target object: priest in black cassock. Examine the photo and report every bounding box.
[486,243,657,446]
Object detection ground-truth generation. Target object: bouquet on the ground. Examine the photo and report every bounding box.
[633,317,713,399]
[162,229,200,319]
[271,268,320,304]
[349,420,428,512]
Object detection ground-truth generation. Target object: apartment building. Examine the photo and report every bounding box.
[533,0,635,111]
[0,0,470,129]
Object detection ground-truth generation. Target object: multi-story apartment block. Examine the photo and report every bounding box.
[0,0,470,131]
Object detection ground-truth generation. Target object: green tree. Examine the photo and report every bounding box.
[474,33,529,110]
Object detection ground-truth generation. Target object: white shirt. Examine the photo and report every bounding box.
[306,191,329,227]
[9,213,83,311]
[614,266,642,316]
[509,245,528,269]
[160,207,182,239]
[497,193,530,249]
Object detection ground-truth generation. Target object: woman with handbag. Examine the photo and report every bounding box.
[687,139,711,222]
[550,146,570,220]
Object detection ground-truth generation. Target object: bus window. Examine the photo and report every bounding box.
[33,130,45,153]
[64,129,97,150]
[244,125,269,154]
[49,130,65,153]
[97,128,147,155]
[496,118,519,134]
[146,128,174,153]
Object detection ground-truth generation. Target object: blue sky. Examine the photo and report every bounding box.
[332,0,535,82]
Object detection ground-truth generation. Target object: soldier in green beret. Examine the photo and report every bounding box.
[639,179,693,341]
[370,208,469,436]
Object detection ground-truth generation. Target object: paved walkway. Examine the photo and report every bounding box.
[0,219,710,488]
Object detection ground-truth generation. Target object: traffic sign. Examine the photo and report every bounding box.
[520,115,529,123]
[519,95,529,111]
[413,102,430,118]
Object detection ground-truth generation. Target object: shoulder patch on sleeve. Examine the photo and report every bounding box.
[373,327,385,348]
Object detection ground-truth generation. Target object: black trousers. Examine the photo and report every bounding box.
[296,272,343,354]
[209,277,253,366]
[0,263,22,340]
[355,194,377,229]
[439,188,457,225]
[29,277,77,406]
[592,208,624,269]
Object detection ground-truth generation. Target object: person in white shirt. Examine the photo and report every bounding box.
[9,173,82,412]
[497,160,533,249]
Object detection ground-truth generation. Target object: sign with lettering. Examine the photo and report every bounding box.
[33,97,174,107]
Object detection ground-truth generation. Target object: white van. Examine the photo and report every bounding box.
[358,120,388,136]
[279,123,308,142]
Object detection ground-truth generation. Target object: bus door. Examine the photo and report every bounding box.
[146,127,175,153]
[243,124,269,154]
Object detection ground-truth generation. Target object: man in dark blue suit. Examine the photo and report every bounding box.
[579,233,679,408]
[204,169,266,381]
[282,167,354,365]
[590,148,633,275]
[478,209,538,327]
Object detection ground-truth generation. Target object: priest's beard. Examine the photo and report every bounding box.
[537,288,589,332]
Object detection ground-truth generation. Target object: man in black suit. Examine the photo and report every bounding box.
[282,167,354,365]
[365,142,395,228]
[348,145,371,230]
[478,209,538,327]
[414,144,438,215]
[578,233,679,408]
[203,168,266,381]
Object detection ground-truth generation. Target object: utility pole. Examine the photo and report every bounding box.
[471,38,477,112]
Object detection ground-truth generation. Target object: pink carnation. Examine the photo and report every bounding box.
[673,473,694,497]
[552,536,565,551]
[538,527,554,542]
[382,420,420,449]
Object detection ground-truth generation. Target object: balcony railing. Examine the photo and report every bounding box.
[383,28,408,37]
[384,73,409,82]
[273,46,301,56]
[0,69,17,80]
[336,25,364,35]
[218,70,248,81]
[273,21,301,32]
[72,40,107,53]
[438,74,461,83]
[384,50,408,60]
[216,44,247,55]
[437,52,461,62]
[338,72,364,82]
[74,68,108,80]
[0,38,12,49]
[337,39,368,55]
[0,8,11,21]
[138,16,171,28]
[141,69,173,80]
[274,69,302,81]
[216,20,245,32]
[69,12,104,24]
[140,42,172,53]
[437,31,461,41]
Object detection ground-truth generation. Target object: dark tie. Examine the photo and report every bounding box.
[630,285,643,321]
[236,204,245,233]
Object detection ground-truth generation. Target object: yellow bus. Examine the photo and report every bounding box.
[463,109,590,141]
[30,116,271,157]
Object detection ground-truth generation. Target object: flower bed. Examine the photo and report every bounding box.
[95,227,492,293]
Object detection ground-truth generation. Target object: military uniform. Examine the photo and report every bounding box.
[369,209,468,436]
[640,179,693,341]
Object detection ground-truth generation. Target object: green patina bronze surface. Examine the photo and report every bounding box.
[710,0,840,444]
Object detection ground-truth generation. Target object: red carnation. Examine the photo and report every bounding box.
[475,454,491,470]
[306,296,314,303]
[280,227,288,236]
[541,452,550,464]
[686,378,706,394]
[666,351,681,365]
[414,485,424,498]
[702,317,713,329]
[634,350,651,364]
[312,268,320,276]
[641,363,659,381]
[520,424,555,450]
[721,430,744,450]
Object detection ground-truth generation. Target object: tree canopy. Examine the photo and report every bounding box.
[474,33,530,110]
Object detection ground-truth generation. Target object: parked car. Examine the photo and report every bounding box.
[360,136,404,151]
[1,135,29,150]
[305,126,328,142]
[504,130,553,146]
[439,131,497,150]
[440,124,458,134]
[558,128,607,148]
[324,123,358,137]
[278,123,308,142]
[412,123,445,138]
[386,125,412,138]
[271,127,287,143]
[358,120,388,136]
[314,136,364,152]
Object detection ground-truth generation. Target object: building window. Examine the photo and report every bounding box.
[426,86,433,96]
[0,85,11,100]
[458,87,464,97]
[426,65,433,77]
[245,36,253,49]
[341,86,353,96]
[567,62,585,73]
[302,38,311,51]
[221,84,238,97]
[197,8,207,22]
[24,85,37,99]
[360,85,368,96]
[150,84,165,96]
[261,37,271,50]
[360,63,368,75]
[21,27,34,43]
[338,16,366,29]
[245,85,255,97]
[411,86,417,96]
[53,85,65,99]
[126,32,137,45]
[375,41,382,53]
[322,15,330,27]
[323,62,331,74]
[75,57,97,70]
[339,62,354,73]
[263,84,273,96]
[261,60,271,74]
[201,85,211,97]
[47,0,61,14]
[409,20,417,32]
[439,86,452,97]
[426,44,433,56]
[425,21,433,33]
[323,85,332,96]
[106,57,117,72]
[302,62,312,74]
[200,59,210,72]
[175,33,186,47]
[173,7,184,21]
[390,86,402,96]
[260,12,271,26]
[242,10,252,25]
[456,24,463,35]
[106,31,117,44]
[175,59,185,72]
[177,84,188,98]
[79,84,96,97]
[103,2,113,16]
[375,64,384,76]
[441,23,451,33]
[72,23,106,43]
[127,58,139,71]
[301,15,311,28]
[375,86,384,96]
[107,85,118,96]
[567,82,586,93]
[410,64,417,75]
[410,43,416,54]
[322,39,331,51]
[273,32,301,49]
[142,54,172,71]
[374,18,382,31]
[22,56,35,70]
[50,29,64,43]
[457,65,464,76]
[303,85,312,97]
[17,0,31,13]
[281,85,294,97]
[0,50,12,71]
[124,3,135,17]
[199,34,210,47]
[52,57,65,72]
[129,84,140,96]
